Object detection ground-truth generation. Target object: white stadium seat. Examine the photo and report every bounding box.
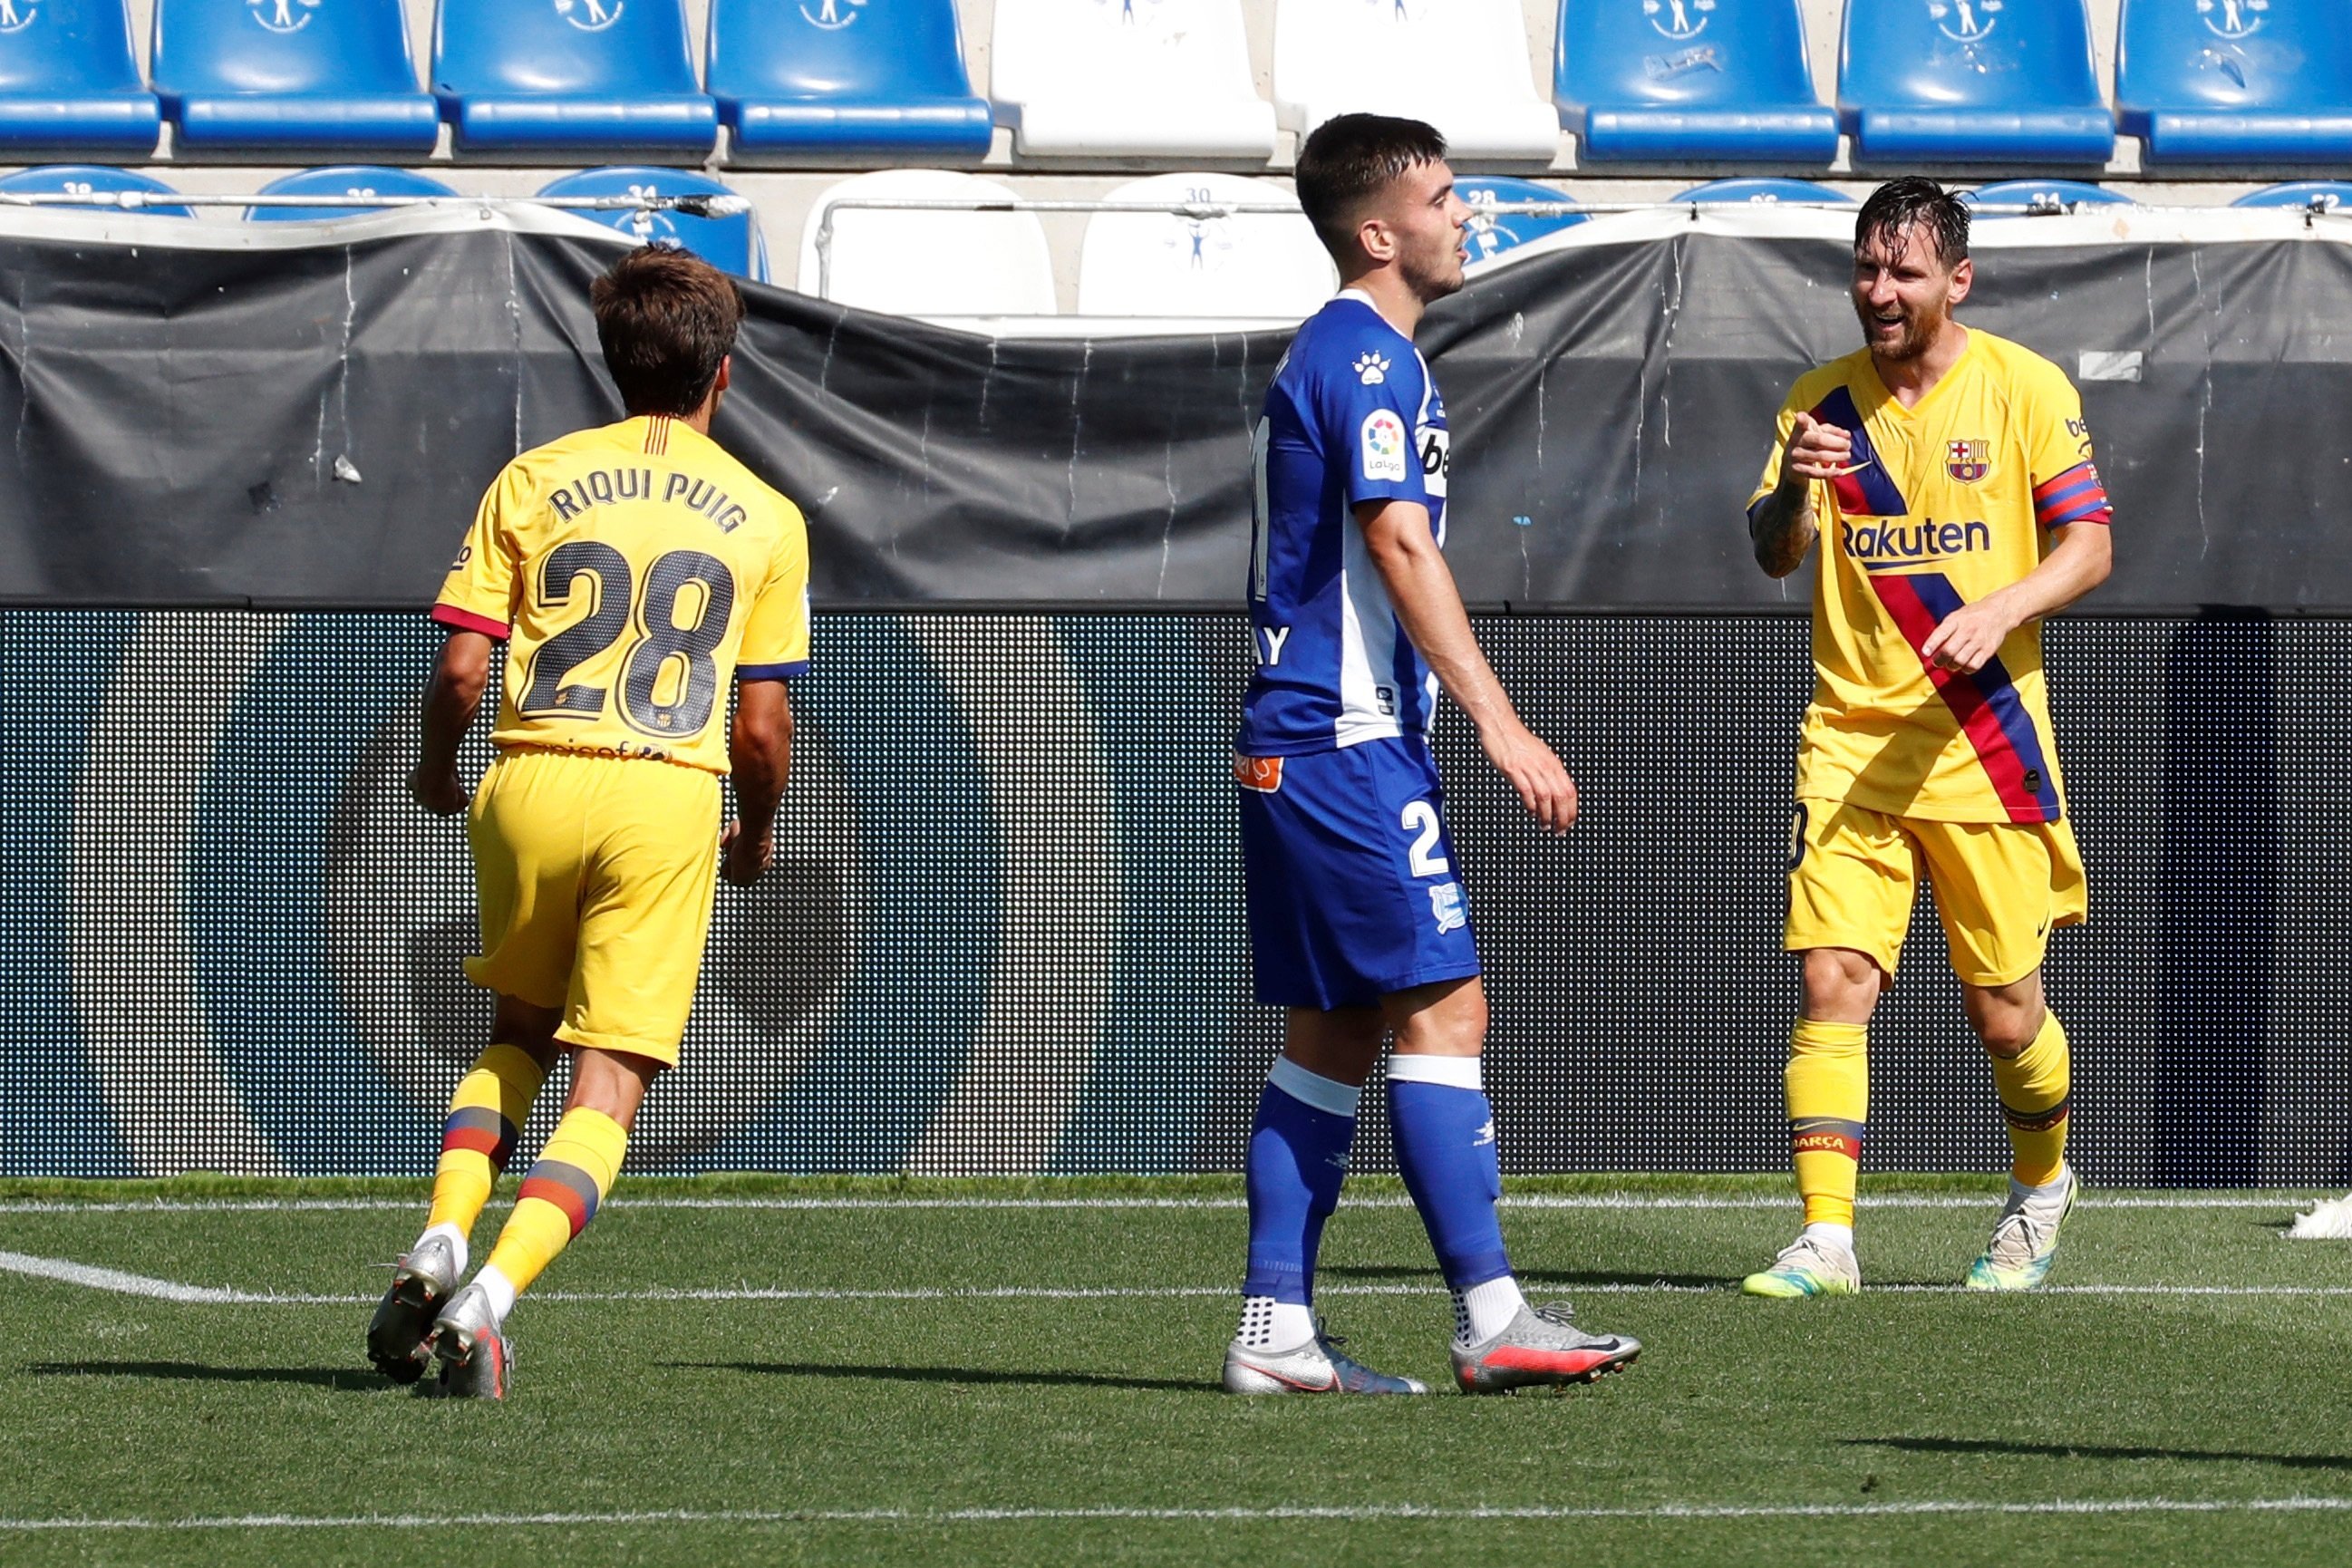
[1272,0,1562,162]
[797,169,1057,316]
[1076,174,1334,317]
[990,0,1278,160]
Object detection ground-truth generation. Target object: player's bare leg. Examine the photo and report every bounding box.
[1379,979,1639,1391]
[1964,970,2079,1289]
[1227,1007,1429,1394]
[371,995,560,1383]
[1746,949,1877,1299]
[428,1037,663,1398]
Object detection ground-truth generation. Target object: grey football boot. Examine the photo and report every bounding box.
[366,1233,460,1385]
[1451,1301,1641,1394]
[423,1281,513,1400]
[1224,1325,1429,1395]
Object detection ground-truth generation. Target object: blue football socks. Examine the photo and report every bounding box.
[1240,1057,1360,1339]
[1388,1053,1514,1293]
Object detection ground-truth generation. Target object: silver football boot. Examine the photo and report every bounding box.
[1224,1325,1429,1395]
[365,1233,460,1385]
[423,1282,512,1400]
[1451,1302,1641,1394]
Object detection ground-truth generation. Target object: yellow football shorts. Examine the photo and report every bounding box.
[1785,799,2086,988]
[464,747,722,1066]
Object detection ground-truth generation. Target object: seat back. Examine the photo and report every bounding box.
[435,0,700,97]
[992,0,1258,105]
[537,168,767,280]
[1457,175,1583,261]
[1672,177,1850,203]
[1555,0,1820,111]
[2118,0,2352,113]
[152,0,421,95]
[0,0,145,93]
[1076,173,1331,316]
[1840,0,2102,115]
[1965,178,2130,213]
[250,164,459,221]
[1273,0,1545,117]
[2233,179,2352,211]
[708,0,978,102]
[799,169,1055,315]
[0,163,189,216]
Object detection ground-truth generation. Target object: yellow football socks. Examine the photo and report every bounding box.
[425,1043,547,1237]
[480,1106,629,1298]
[1989,1011,2071,1188]
[1786,1020,1870,1228]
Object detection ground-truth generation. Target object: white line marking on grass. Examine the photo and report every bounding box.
[12,1250,2352,1308]
[5,1497,2352,1533]
[0,1194,2330,1215]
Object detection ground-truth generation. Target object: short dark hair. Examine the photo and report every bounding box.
[589,244,746,417]
[1293,112,1449,258]
[1855,177,1970,270]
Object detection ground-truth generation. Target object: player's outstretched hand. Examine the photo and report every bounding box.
[1481,718,1578,836]
[1783,411,1854,483]
[409,763,468,817]
[720,818,772,886]
[1919,594,2017,675]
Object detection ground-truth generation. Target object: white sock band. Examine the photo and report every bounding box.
[1387,1053,1484,1091]
[1802,1222,1855,1253]
[1268,1056,1361,1118]
[1235,1295,1318,1353]
[473,1264,518,1323]
[1455,1274,1526,1347]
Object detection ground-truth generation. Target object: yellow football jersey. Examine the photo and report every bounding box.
[1748,329,2112,825]
[433,414,811,776]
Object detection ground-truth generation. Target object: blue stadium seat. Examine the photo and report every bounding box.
[709,0,990,163]
[1840,0,2114,165]
[150,0,438,156]
[2117,0,2352,165]
[1457,176,1583,262]
[0,0,159,155]
[536,169,766,281]
[1553,0,1836,164]
[1672,178,1851,204]
[247,165,459,221]
[434,0,715,158]
[1964,178,2132,214]
[2233,180,2352,211]
[0,163,189,217]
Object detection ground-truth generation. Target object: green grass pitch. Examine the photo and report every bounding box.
[3,1174,2351,1566]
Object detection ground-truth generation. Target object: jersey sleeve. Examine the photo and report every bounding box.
[2023,365,2113,529]
[1321,338,1431,512]
[738,499,812,682]
[431,463,528,639]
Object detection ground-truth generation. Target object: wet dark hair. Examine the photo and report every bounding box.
[1293,112,1449,259]
[589,244,747,417]
[1854,177,1970,270]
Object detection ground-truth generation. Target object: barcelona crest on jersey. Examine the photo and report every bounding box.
[1946,439,1990,482]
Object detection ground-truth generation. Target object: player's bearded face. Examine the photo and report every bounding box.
[1851,226,1960,363]
[1390,161,1472,303]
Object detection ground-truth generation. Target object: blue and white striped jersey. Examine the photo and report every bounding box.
[1237,291,1451,756]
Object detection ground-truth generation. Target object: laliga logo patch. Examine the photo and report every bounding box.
[1429,880,1466,934]
[799,0,865,27]
[555,0,624,32]
[1928,0,2000,44]
[247,0,320,34]
[1353,351,1390,386]
[0,1,36,36]
[1946,439,1990,482]
[1642,0,1713,42]
[1360,410,1408,483]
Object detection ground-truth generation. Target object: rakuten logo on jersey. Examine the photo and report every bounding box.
[1842,517,1991,570]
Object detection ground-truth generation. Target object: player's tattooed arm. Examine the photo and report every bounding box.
[721,678,795,886]
[411,630,493,816]
[1749,411,1847,578]
[1357,499,1578,836]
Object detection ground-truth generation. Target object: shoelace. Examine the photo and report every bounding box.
[1985,1205,2050,1267]
[1527,1302,1579,1328]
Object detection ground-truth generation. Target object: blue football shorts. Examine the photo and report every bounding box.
[1234,735,1482,1011]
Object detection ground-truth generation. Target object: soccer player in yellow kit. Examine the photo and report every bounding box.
[1742,179,2114,1297]
[365,246,808,1396]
